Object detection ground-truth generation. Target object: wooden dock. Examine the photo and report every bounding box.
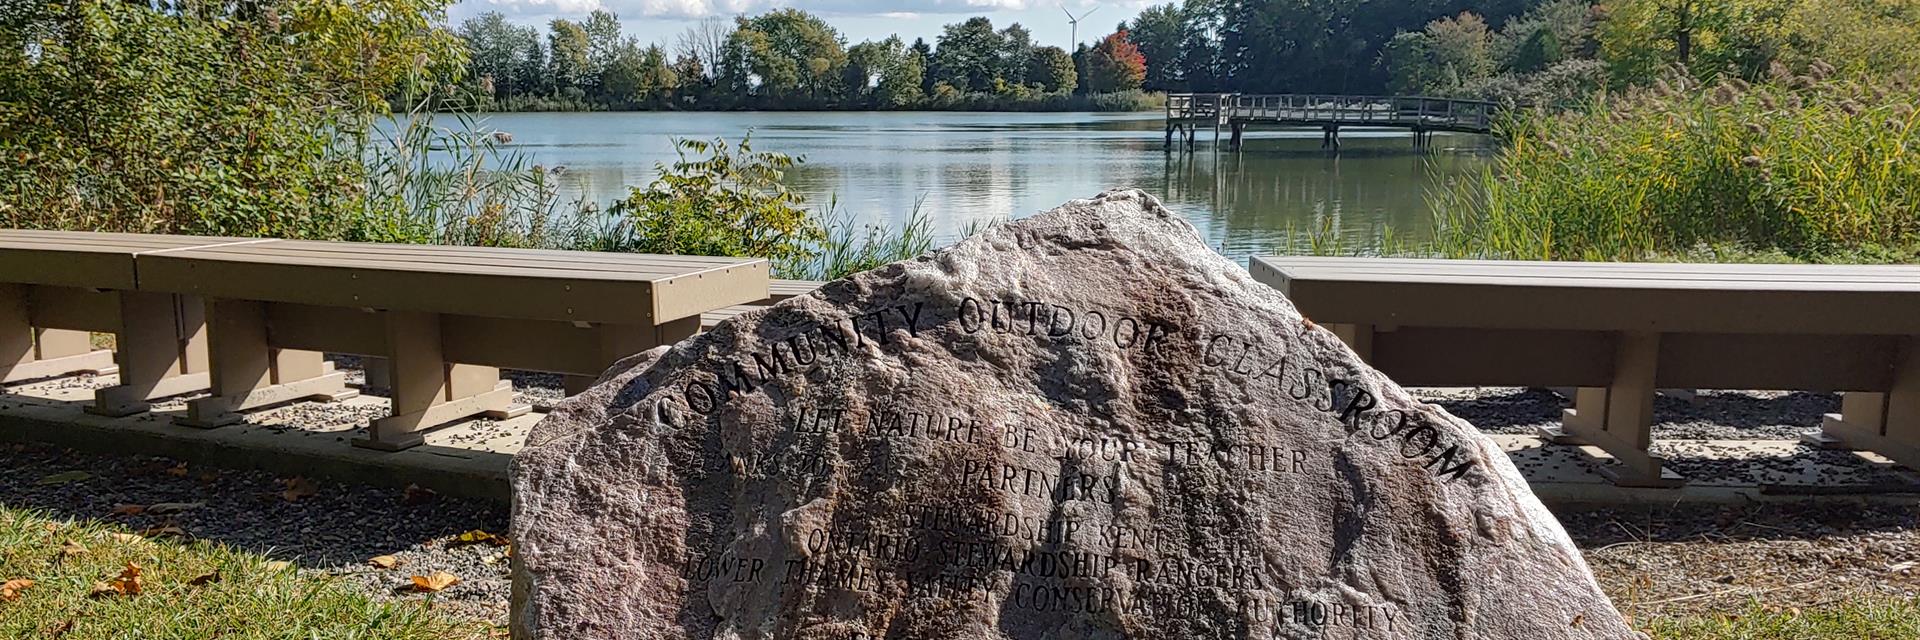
[1165,93,1499,151]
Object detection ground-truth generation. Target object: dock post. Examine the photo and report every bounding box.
[1229,123,1244,151]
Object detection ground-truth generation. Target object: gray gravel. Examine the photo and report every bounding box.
[0,442,512,626]
[1415,387,1840,440]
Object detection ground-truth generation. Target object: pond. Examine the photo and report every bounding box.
[474,110,1493,258]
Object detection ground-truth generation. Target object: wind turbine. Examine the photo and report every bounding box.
[1061,3,1101,49]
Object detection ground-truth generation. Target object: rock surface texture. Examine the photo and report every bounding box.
[510,190,1637,639]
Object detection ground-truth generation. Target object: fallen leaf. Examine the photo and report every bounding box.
[88,563,142,599]
[1,578,32,601]
[264,561,292,572]
[165,463,189,477]
[110,504,146,516]
[36,471,90,485]
[281,477,318,502]
[449,529,509,548]
[59,540,88,558]
[409,571,460,593]
[138,525,187,539]
[145,502,203,515]
[46,618,75,638]
[108,532,148,546]
[187,570,221,586]
[369,555,400,569]
[401,484,438,505]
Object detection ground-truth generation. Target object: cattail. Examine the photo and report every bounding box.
[1729,78,1751,93]
[1713,84,1736,104]
[1791,76,1815,90]
[1757,94,1776,110]
[1841,100,1862,116]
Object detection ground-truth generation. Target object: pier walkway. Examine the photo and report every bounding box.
[1166,93,1499,151]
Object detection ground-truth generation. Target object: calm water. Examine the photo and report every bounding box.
[476,111,1492,258]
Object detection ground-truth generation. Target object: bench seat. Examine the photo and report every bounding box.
[1253,256,1920,486]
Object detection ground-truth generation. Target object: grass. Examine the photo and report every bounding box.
[0,507,485,640]
[1424,63,1920,263]
[1645,598,1920,639]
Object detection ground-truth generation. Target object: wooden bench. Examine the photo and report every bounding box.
[0,230,232,415]
[135,240,768,450]
[1251,256,1920,487]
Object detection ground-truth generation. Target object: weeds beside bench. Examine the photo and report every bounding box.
[1252,256,1920,487]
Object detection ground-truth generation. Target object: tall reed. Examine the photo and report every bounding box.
[1429,63,1920,262]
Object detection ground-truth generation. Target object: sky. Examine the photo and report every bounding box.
[447,0,1151,51]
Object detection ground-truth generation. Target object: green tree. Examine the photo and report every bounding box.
[0,0,462,237]
[1028,46,1079,93]
[458,12,541,100]
[933,17,1005,92]
[547,20,592,98]
[1130,4,1186,90]
[724,9,847,104]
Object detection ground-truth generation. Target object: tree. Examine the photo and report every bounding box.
[1028,46,1079,93]
[457,12,540,100]
[547,20,591,97]
[998,23,1035,88]
[1130,4,1186,90]
[1084,29,1146,92]
[0,0,464,238]
[581,10,624,91]
[674,17,731,89]
[724,9,847,103]
[933,17,1005,92]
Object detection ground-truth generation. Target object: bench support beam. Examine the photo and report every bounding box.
[1541,331,1685,487]
[89,292,211,416]
[1808,336,1920,469]
[178,299,357,428]
[355,311,530,451]
[560,316,700,397]
[0,284,118,384]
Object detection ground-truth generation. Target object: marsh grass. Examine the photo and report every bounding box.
[0,507,484,640]
[1428,63,1920,262]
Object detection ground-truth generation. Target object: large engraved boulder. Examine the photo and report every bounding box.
[510,190,1636,639]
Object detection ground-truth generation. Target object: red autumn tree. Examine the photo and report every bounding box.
[1085,29,1147,93]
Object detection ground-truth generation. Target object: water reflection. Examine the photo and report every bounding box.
[476,111,1490,259]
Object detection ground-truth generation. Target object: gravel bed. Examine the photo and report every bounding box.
[0,442,512,626]
[1415,387,1839,440]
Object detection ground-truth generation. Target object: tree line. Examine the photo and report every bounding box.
[452,10,1147,111]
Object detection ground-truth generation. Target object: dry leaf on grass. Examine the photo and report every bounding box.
[59,541,88,558]
[264,561,293,572]
[369,555,400,569]
[449,529,509,548]
[46,618,75,638]
[187,571,221,587]
[109,504,145,516]
[108,532,148,546]
[165,463,189,477]
[281,477,319,502]
[409,571,460,593]
[89,563,142,598]
[1,578,33,601]
[138,526,187,539]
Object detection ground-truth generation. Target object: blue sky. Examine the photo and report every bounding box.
[448,0,1149,51]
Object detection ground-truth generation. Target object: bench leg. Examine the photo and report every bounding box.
[179,299,357,428]
[1807,336,1920,469]
[1540,331,1683,487]
[355,311,529,451]
[1329,323,1374,362]
[0,284,117,384]
[560,317,702,398]
[89,292,211,416]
